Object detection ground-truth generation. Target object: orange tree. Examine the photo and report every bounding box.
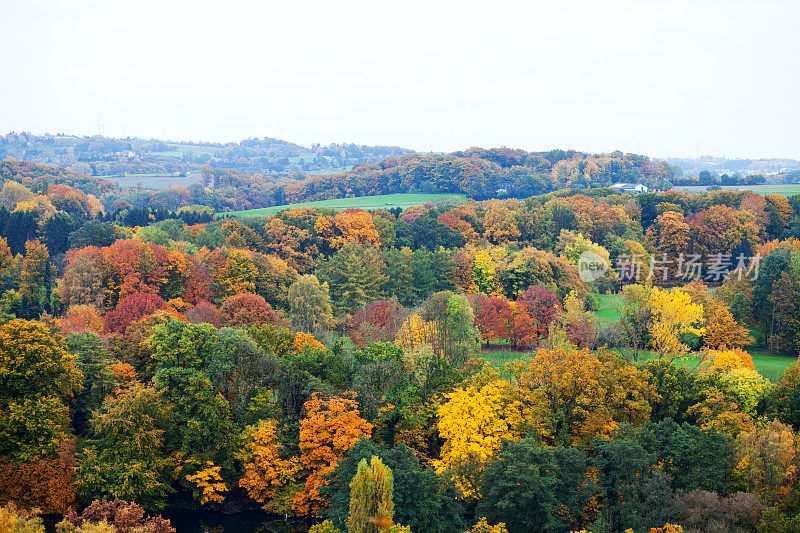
[510,347,655,446]
[292,393,373,517]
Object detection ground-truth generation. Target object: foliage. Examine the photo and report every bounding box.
[293,393,373,517]
[433,378,526,498]
[512,348,655,446]
[76,384,173,510]
[734,419,799,509]
[220,293,276,327]
[104,293,167,334]
[289,275,335,334]
[322,439,465,533]
[0,503,44,533]
[648,288,705,361]
[347,456,394,533]
[238,419,301,512]
[477,440,598,533]
[464,518,509,533]
[56,497,175,533]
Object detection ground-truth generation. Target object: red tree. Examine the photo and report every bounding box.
[510,307,538,349]
[517,285,562,338]
[220,293,276,327]
[104,293,167,334]
[348,298,406,346]
[185,300,222,328]
[474,296,513,345]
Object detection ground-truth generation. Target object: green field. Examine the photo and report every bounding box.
[594,293,622,325]
[222,193,466,217]
[98,172,202,190]
[675,184,800,196]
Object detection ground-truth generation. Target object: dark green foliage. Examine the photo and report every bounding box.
[590,437,677,533]
[68,220,125,248]
[43,212,78,256]
[66,331,115,434]
[153,367,234,464]
[322,438,466,533]
[285,345,352,391]
[634,419,735,494]
[207,327,277,422]
[477,440,596,533]
[353,359,410,421]
[641,360,698,423]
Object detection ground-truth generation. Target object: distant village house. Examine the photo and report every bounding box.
[611,182,648,194]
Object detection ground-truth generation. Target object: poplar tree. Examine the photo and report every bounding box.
[347,456,394,533]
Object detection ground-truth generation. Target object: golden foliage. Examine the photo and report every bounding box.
[293,332,326,354]
[735,419,799,509]
[648,288,705,360]
[511,348,655,446]
[185,461,228,505]
[465,518,509,533]
[239,419,301,509]
[292,394,373,517]
[433,378,526,498]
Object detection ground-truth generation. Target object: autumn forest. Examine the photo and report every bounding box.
[1,137,800,533]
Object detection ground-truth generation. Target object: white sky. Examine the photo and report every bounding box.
[2,0,799,159]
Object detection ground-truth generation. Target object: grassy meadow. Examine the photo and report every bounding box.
[100,172,202,190]
[675,184,800,196]
[222,193,466,217]
[483,345,795,381]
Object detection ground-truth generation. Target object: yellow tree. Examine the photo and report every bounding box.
[699,348,755,373]
[315,209,381,252]
[239,419,301,513]
[216,249,258,298]
[433,377,526,499]
[648,288,705,360]
[483,204,521,245]
[19,240,52,311]
[347,456,395,533]
[735,419,800,509]
[472,249,498,295]
[186,462,228,505]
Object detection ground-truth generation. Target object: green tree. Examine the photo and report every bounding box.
[322,439,465,533]
[18,240,52,317]
[289,274,335,334]
[477,440,595,533]
[634,418,735,494]
[316,243,386,315]
[347,456,394,533]
[153,367,234,462]
[66,331,115,434]
[150,320,218,371]
[207,327,275,421]
[77,384,173,510]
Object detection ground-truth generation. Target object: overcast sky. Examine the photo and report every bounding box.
[2,0,799,159]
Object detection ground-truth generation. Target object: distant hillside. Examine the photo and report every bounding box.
[0,132,412,179]
[281,149,674,203]
[0,134,678,212]
[0,159,118,196]
[667,155,800,178]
